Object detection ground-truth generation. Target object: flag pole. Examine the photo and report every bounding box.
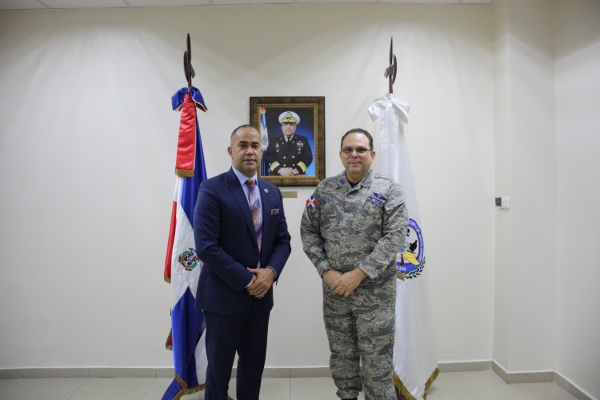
[384,37,398,95]
[163,34,209,400]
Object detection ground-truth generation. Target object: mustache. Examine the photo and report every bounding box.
[244,157,257,161]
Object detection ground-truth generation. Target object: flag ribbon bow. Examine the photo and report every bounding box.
[367,93,409,124]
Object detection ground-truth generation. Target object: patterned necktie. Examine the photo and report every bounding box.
[246,178,262,251]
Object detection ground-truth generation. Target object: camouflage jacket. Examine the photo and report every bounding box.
[300,170,408,281]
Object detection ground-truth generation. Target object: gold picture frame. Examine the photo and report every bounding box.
[250,96,325,186]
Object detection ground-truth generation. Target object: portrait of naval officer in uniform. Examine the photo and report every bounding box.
[264,111,313,176]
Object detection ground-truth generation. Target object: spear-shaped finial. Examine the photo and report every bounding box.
[183,33,196,89]
[383,37,397,94]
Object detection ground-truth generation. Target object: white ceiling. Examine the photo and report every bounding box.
[0,0,492,10]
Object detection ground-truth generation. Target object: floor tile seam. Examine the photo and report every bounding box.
[140,377,157,400]
[66,377,90,400]
[0,379,22,395]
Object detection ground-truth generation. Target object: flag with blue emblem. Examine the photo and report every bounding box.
[162,85,208,400]
[369,93,439,400]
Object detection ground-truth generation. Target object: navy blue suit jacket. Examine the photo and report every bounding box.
[193,168,291,315]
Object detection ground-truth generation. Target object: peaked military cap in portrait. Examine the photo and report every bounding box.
[279,111,300,124]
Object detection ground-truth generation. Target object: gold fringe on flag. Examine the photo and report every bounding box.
[176,168,194,177]
[172,371,205,400]
[424,368,440,395]
[393,367,439,400]
[165,329,173,351]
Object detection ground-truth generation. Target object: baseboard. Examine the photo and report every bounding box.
[437,360,491,373]
[0,368,161,379]
[232,367,332,378]
[491,361,596,400]
[553,371,596,400]
[491,361,554,384]
[0,366,333,380]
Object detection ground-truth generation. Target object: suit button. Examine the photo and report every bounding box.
[254,248,259,253]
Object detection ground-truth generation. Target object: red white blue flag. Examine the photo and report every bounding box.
[163,86,208,400]
[306,195,318,210]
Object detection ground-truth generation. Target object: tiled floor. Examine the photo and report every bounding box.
[0,370,578,400]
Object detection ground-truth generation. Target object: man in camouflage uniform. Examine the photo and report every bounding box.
[264,111,313,176]
[300,128,408,400]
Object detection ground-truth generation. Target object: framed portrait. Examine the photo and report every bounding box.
[250,96,325,186]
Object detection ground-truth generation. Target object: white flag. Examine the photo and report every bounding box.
[369,93,439,400]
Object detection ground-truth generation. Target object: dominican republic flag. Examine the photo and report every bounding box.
[306,195,318,210]
[163,86,208,400]
[260,107,269,174]
[369,93,439,400]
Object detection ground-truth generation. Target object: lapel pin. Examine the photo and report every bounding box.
[264,188,269,194]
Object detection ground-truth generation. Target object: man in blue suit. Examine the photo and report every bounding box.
[193,124,292,400]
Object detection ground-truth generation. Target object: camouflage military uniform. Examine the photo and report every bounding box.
[300,170,408,400]
[264,134,313,174]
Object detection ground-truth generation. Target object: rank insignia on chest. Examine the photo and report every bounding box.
[306,194,318,210]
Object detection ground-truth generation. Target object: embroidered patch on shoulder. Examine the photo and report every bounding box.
[306,194,318,210]
[367,192,387,208]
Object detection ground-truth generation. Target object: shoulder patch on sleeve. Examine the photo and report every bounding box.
[306,194,318,210]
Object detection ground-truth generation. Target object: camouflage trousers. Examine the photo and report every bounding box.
[322,273,396,400]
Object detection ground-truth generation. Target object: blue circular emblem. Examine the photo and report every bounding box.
[396,218,424,276]
[178,248,199,271]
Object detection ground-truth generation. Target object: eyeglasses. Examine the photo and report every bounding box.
[341,147,372,155]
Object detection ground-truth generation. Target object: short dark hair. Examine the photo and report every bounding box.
[340,128,373,150]
[230,124,256,140]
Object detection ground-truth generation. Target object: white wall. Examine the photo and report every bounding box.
[491,1,600,397]
[492,0,558,372]
[492,0,512,370]
[554,0,600,398]
[0,4,495,369]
